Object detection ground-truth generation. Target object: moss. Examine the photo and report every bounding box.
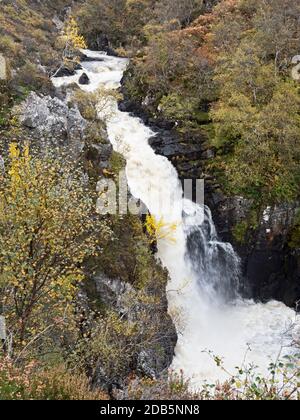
[233,221,249,244]
[109,151,126,175]
[232,210,259,244]
[194,110,211,124]
[288,211,300,249]
[289,226,300,249]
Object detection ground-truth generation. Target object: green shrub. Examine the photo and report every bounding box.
[288,211,300,249]
[14,62,54,95]
[0,35,21,57]
[0,144,111,352]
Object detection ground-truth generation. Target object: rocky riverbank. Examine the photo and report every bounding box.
[12,56,177,393]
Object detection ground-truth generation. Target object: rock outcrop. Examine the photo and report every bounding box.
[78,72,90,85]
[78,269,177,393]
[17,92,87,156]
[95,274,176,377]
[219,200,300,308]
[53,66,76,78]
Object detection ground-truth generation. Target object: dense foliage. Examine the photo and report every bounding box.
[209,0,300,207]
[0,144,109,352]
[102,0,300,208]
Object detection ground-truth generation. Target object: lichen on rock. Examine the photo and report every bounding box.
[17,91,86,155]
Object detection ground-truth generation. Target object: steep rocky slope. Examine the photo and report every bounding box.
[0,0,177,393]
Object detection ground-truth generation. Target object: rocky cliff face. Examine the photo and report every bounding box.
[89,273,177,390]
[215,200,300,309]
[17,92,86,155]
[0,0,179,388]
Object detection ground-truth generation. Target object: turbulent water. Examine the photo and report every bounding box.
[53,51,299,387]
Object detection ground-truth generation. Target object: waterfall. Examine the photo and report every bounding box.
[185,203,240,303]
[52,50,299,388]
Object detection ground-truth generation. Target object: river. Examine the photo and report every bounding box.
[52,50,299,388]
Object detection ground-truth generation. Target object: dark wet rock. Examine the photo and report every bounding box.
[105,47,118,57]
[149,132,203,159]
[118,100,132,113]
[86,34,118,57]
[89,34,109,51]
[81,54,104,63]
[118,98,149,123]
[85,142,113,170]
[245,241,300,308]
[53,66,75,78]
[78,72,90,85]
[242,203,300,308]
[212,198,300,308]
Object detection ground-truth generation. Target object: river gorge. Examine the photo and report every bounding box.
[52,50,300,388]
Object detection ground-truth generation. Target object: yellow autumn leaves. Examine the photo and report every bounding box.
[0,143,110,350]
[145,214,178,243]
[64,16,87,51]
[8,142,30,194]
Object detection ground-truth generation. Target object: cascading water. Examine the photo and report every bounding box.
[53,51,299,387]
[185,203,240,303]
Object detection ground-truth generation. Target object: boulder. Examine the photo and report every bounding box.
[81,54,104,63]
[0,54,7,80]
[78,72,90,85]
[53,66,75,78]
[18,92,86,155]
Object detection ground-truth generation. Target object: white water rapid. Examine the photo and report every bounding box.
[53,51,299,388]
